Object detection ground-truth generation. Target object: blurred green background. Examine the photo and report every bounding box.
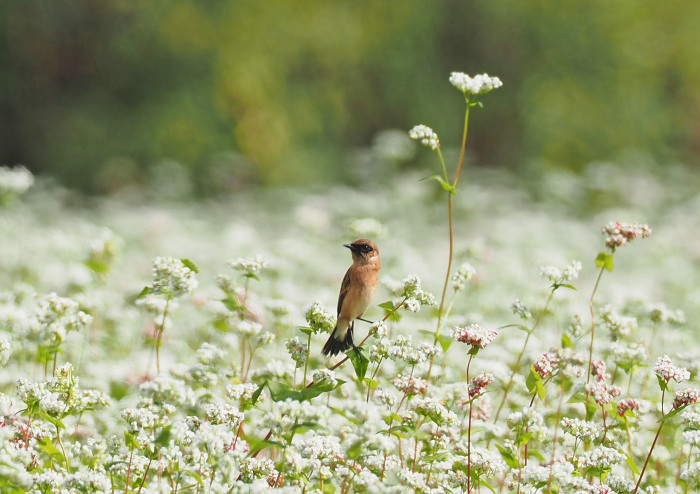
[2,1,699,195]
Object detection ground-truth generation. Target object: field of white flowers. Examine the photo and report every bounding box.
[2,77,700,493]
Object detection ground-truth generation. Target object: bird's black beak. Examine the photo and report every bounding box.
[343,243,354,251]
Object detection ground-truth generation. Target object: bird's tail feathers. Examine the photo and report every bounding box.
[321,324,354,356]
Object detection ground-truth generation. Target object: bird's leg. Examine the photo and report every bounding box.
[357,317,375,324]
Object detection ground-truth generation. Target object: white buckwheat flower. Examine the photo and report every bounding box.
[150,257,198,297]
[452,324,497,349]
[230,255,268,278]
[449,72,503,95]
[408,125,440,150]
[654,355,690,384]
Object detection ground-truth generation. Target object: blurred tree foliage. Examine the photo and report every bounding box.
[1,0,699,194]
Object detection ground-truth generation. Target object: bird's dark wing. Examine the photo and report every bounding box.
[337,268,351,315]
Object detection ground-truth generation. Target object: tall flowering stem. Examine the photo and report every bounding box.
[409,72,503,382]
[587,222,651,401]
[586,265,606,391]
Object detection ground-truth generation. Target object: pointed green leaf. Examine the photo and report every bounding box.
[268,381,296,402]
[124,431,139,450]
[252,382,266,405]
[180,258,199,273]
[561,333,574,349]
[135,286,151,300]
[496,444,520,469]
[347,347,369,381]
[595,252,614,272]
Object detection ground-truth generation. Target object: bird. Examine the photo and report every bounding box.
[322,238,381,356]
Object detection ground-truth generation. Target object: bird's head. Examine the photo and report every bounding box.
[344,238,380,265]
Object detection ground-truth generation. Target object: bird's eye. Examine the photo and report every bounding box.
[361,244,372,253]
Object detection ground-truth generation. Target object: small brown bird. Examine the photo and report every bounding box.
[322,238,381,356]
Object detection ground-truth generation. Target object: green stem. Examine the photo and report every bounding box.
[633,389,666,494]
[156,295,172,375]
[428,104,471,382]
[466,354,474,494]
[493,290,555,423]
[302,332,312,387]
[586,266,606,396]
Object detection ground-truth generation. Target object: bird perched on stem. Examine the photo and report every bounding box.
[322,238,380,356]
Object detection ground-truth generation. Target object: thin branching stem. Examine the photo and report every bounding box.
[586,266,606,398]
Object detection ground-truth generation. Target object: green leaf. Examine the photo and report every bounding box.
[364,378,379,389]
[268,381,297,402]
[347,440,364,460]
[656,374,668,393]
[347,347,369,381]
[379,300,402,322]
[184,470,204,486]
[252,382,266,405]
[477,479,497,494]
[180,258,199,273]
[660,402,698,423]
[436,333,454,351]
[595,252,614,272]
[626,451,640,475]
[298,326,313,336]
[496,444,520,469]
[221,296,246,313]
[561,333,574,349]
[301,379,345,401]
[526,366,546,400]
[420,174,456,194]
[38,411,65,429]
[135,286,151,300]
[124,431,139,450]
[517,432,532,446]
[154,425,172,449]
[38,436,64,461]
[499,323,532,334]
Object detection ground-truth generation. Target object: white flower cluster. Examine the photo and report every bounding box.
[673,388,698,410]
[229,255,268,278]
[411,397,458,426]
[464,447,506,477]
[576,445,626,471]
[682,408,700,429]
[680,463,700,489]
[601,221,652,250]
[0,336,11,366]
[511,298,531,320]
[654,355,690,383]
[312,368,338,388]
[392,374,429,395]
[449,72,503,95]
[645,302,685,325]
[0,165,34,196]
[263,399,330,436]
[452,262,476,291]
[452,323,497,349]
[150,257,198,297]
[285,336,308,368]
[205,403,244,428]
[540,260,582,283]
[408,125,440,151]
[305,301,336,334]
[561,417,600,443]
[611,341,647,368]
[600,305,638,339]
[30,293,93,350]
[387,335,435,365]
[604,474,637,494]
[399,275,436,312]
[226,383,261,407]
